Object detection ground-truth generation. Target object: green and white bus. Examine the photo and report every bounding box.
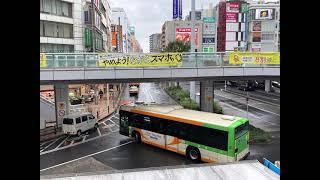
[119,104,250,163]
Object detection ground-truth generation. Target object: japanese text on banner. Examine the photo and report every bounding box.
[229,52,280,64]
[97,53,183,67]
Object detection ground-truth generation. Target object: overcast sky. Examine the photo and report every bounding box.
[109,0,278,53]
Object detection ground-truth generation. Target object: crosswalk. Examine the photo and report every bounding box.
[40,114,120,155]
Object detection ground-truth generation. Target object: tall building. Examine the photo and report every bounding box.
[216,0,249,52]
[83,0,112,52]
[40,0,83,53]
[247,1,280,52]
[161,20,203,52]
[149,33,161,53]
[111,8,131,53]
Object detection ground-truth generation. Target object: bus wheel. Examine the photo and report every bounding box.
[187,146,201,162]
[133,131,141,143]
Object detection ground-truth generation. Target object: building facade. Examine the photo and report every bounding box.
[111,8,131,53]
[83,0,112,52]
[40,0,84,52]
[161,20,203,52]
[247,1,280,52]
[216,0,249,52]
[149,33,161,53]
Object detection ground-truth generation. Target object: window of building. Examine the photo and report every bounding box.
[261,33,274,41]
[40,0,72,18]
[40,44,74,53]
[41,21,73,39]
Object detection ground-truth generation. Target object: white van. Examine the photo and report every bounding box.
[62,112,99,136]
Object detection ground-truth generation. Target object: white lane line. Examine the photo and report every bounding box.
[216,93,280,116]
[40,131,118,156]
[97,127,101,136]
[219,101,278,126]
[40,141,134,172]
[55,136,69,150]
[103,122,107,126]
[82,135,87,142]
[219,101,261,119]
[109,119,119,127]
[40,136,63,153]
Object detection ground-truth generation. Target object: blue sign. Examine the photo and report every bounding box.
[173,0,178,19]
[179,0,182,19]
[263,158,280,175]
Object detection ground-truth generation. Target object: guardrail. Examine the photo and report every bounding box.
[40,52,280,69]
[263,158,280,175]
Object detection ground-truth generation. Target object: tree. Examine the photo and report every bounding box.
[162,41,190,53]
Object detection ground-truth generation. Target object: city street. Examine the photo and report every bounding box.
[40,82,280,176]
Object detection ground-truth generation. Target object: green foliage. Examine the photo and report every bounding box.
[249,125,272,143]
[213,101,223,114]
[166,86,199,110]
[162,41,191,53]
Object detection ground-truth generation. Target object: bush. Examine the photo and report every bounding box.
[213,101,223,114]
[180,98,200,110]
[249,125,272,143]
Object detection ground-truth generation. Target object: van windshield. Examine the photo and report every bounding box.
[63,118,74,125]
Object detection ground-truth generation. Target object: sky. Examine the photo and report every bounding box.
[109,0,279,53]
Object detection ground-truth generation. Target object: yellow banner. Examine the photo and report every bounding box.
[97,53,183,67]
[40,53,47,68]
[229,52,280,64]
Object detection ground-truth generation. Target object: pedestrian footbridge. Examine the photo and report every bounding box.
[40,52,280,85]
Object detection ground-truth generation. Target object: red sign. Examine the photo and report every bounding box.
[226,2,240,13]
[176,28,199,47]
[226,12,238,23]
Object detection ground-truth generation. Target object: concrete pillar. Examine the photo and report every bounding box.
[200,80,214,112]
[265,80,271,92]
[190,81,196,101]
[54,83,69,126]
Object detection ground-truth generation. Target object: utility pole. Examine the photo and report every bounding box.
[190,0,196,101]
[91,0,96,52]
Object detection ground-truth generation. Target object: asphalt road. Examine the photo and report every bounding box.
[40,82,280,176]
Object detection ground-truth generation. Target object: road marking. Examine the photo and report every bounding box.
[82,135,87,142]
[109,119,119,127]
[97,127,101,136]
[219,101,278,126]
[103,122,107,126]
[55,136,69,150]
[219,101,261,119]
[40,140,134,172]
[40,131,118,156]
[40,136,63,153]
[216,93,280,116]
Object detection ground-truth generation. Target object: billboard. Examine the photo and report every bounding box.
[241,3,249,13]
[252,32,261,42]
[179,0,182,19]
[251,44,261,52]
[203,37,215,44]
[252,21,261,31]
[98,53,183,67]
[255,9,273,20]
[226,2,240,13]
[176,28,199,47]
[112,31,117,47]
[226,12,238,23]
[203,23,215,34]
[203,17,215,23]
[229,52,280,64]
[173,0,178,19]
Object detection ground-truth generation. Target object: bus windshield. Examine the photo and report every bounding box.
[235,121,249,138]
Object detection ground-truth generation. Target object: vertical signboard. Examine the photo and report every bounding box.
[57,102,66,121]
[226,12,238,23]
[173,0,178,19]
[179,0,182,19]
[217,1,226,52]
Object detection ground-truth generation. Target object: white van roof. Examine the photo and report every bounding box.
[63,112,92,119]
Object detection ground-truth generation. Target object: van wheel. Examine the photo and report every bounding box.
[186,146,201,162]
[132,131,141,143]
[77,130,82,137]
